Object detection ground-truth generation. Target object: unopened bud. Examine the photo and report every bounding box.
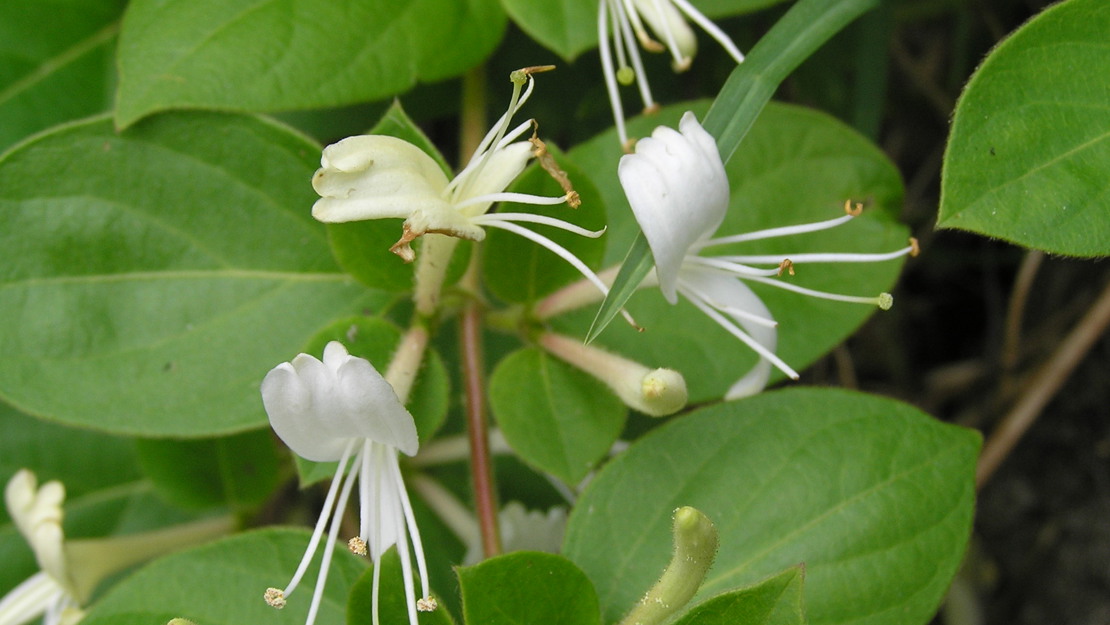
[539,333,687,417]
[618,507,718,625]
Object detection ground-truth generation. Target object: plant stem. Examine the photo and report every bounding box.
[457,65,501,559]
[977,279,1110,487]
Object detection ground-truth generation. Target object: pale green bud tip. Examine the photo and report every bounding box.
[617,66,636,85]
[639,369,687,417]
[167,619,198,625]
[672,506,718,560]
[877,293,894,311]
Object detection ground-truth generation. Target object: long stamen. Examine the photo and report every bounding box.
[622,0,662,52]
[686,255,782,277]
[454,192,568,211]
[679,281,800,379]
[694,214,857,251]
[614,0,655,109]
[304,447,363,625]
[387,451,436,617]
[480,219,639,328]
[270,440,359,603]
[669,0,746,63]
[599,0,630,147]
[472,213,606,238]
[712,241,918,266]
[743,274,894,309]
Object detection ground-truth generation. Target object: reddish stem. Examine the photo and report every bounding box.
[460,297,501,558]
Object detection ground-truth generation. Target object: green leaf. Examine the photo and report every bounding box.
[324,102,470,293]
[0,112,385,437]
[79,528,365,625]
[134,429,280,510]
[563,388,979,625]
[482,146,608,304]
[938,0,1110,256]
[585,231,653,344]
[500,0,790,61]
[672,566,806,625]
[489,348,626,484]
[457,551,600,625]
[347,548,455,625]
[0,0,123,149]
[293,316,451,485]
[565,102,908,402]
[704,0,880,163]
[115,0,507,128]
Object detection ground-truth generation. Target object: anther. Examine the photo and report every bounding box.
[417,597,439,612]
[777,259,795,276]
[348,537,368,556]
[264,588,286,609]
[908,237,920,257]
[843,199,863,217]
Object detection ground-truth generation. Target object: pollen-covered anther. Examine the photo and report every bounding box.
[348,537,368,556]
[908,237,920,257]
[264,587,286,609]
[417,597,439,612]
[777,259,795,276]
[844,199,863,216]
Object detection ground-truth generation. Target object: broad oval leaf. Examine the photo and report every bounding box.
[79,528,365,625]
[489,347,626,485]
[563,388,979,625]
[0,112,384,437]
[0,0,123,149]
[563,101,909,402]
[134,429,281,510]
[672,566,806,625]
[115,0,507,127]
[457,551,601,625]
[938,0,1110,256]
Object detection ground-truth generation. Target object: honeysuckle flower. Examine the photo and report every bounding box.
[261,341,436,625]
[599,0,745,148]
[619,112,917,398]
[1,471,231,625]
[1,470,81,625]
[310,69,615,305]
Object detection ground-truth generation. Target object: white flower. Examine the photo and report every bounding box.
[0,470,83,625]
[619,112,916,398]
[261,341,435,625]
[599,0,745,148]
[310,70,614,303]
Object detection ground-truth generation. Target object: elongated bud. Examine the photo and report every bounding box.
[619,507,718,625]
[539,332,686,417]
[167,619,198,625]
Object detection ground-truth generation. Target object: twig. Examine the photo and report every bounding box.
[1000,250,1044,372]
[977,280,1110,488]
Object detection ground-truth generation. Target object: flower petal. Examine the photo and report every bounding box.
[631,0,698,62]
[678,266,776,398]
[311,135,452,224]
[619,112,728,303]
[451,141,534,216]
[334,356,419,456]
[261,361,348,462]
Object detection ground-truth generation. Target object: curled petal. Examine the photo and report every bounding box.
[335,357,418,457]
[451,142,535,216]
[619,112,728,303]
[262,363,348,462]
[311,136,452,224]
[631,0,698,64]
